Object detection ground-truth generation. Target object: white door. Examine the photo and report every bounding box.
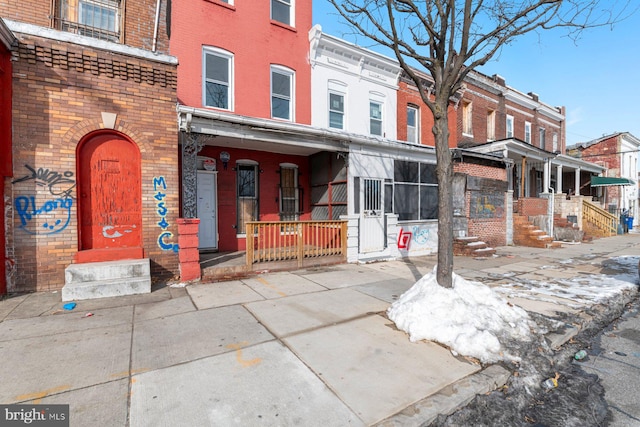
[360,178,385,253]
[197,171,218,250]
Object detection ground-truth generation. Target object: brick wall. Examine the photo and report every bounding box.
[8,33,178,292]
[517,198,548,217]
[458,75,564,153]
[454,161,507,247]
[0,0,170,53]
[396,78,457,148]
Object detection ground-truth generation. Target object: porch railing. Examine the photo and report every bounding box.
[245,220,347,267]
[583,200,618,236]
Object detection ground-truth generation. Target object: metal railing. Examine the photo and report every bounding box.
[245,220,347,267]
[583,200,618,237]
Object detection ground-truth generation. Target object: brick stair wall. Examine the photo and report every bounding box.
[453,236,496,257]
[514,215,562,249]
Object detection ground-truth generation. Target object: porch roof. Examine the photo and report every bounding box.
[590,176,637,187]
[178,105,437,158]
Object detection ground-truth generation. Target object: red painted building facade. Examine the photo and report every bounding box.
[171,0,324,254]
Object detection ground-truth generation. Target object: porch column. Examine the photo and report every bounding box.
[574,167,581,196]
[556,164,563,194]
[543,158,550,194]
[520,157,526,198]
[181,132,204,218]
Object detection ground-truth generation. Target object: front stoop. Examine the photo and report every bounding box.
[514,215,562,249]
[62,258,151,301]
[453,236,496,257]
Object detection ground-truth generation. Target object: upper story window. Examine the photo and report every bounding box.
[407,105,419,144]
[271,66,294,121]
[271,0,294,26]
[539,127,546,149]
[506,115,514,138]
[553,133,558,152]
[462,101,473,136]
[203,48,234,110]
[370,101,383,136]
[524,122,531,143]
[487,110,495,141]
[55,0,121,43]
[329,92,345,129]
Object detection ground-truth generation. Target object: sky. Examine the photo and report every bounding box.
[312,1,640,147]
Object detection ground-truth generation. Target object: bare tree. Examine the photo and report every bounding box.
[329,0,634,288]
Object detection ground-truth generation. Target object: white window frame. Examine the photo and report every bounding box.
[328,91,345,129]
[487,110,495,141]
[271,0,294,27]
[539,127,546,149]
[271,65,295,121]
[524,121,531,143]
[506,115,514,138]
[407,105,419,144]
[553,133,558,152]
[369,100,383,136]
[462,101,473,136]
[202,47,234,111]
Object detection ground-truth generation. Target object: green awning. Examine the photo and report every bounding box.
[590,176,637,187]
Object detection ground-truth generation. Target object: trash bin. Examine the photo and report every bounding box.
[627,216,634,231]
[620,214,628,233]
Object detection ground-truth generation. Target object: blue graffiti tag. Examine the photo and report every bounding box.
[153,177,179,252]
[15,196,73,235]
[411,225,431,245]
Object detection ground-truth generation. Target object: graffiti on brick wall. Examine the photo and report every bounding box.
[12,164,76,199]
[397,223,438,253]
[470,192,504,219]
[153,176,179,252]
[14,196,73,235]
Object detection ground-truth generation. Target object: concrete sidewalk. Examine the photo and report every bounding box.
[1,234,640,426]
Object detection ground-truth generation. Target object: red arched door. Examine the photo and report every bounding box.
[76,132,143,262]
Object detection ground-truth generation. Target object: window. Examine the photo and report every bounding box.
[203,48,233,110]
[553,133,558,152]
[539,127,546,149]
[524,122,531,143]
[407,106,419,144]
[462,101,473,136]
[236,162,259,234]
[271,66,294,120]
[506,115,514,138]
[487,110,495,141]
[56,0,121,42]
[279,164,300,222]
[393,160,438,221]
[370,101,383,136]
[271,0,293,26]
[329,92,344,129]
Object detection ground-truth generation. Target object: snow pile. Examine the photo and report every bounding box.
[387,267,536,364]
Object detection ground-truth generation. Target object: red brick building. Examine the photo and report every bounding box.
[172,0,351,258]
[0,18,16,295]
[396,72,458,148]
[1,0,179,293]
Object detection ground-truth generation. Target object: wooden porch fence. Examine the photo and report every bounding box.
[245,220,348,268]
[583,199,618,237]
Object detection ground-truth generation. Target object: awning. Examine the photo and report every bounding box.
[590,176,637,187]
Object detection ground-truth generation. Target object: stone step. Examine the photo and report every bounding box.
[62,258,151,301]
[62,277,151,301]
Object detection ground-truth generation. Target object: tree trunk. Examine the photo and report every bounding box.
[433,103,454,288]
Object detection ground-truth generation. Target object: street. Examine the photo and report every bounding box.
[581,296,640,426]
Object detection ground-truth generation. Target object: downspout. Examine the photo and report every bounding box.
[548,186,554,240]
[152,0,161,52]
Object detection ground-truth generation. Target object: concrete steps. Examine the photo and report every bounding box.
[62,258,151,301]
[453,236,496,257]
